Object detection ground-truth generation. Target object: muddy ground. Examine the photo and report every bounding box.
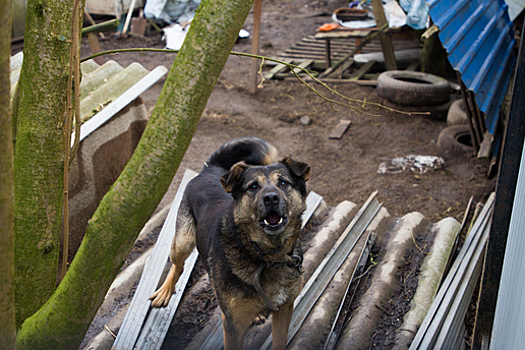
[76,0,496,348]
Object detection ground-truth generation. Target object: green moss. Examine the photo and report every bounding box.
[13,0,73,329]
[16,0,257,348]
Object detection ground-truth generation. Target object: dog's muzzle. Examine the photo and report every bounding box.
[258,192,288,233]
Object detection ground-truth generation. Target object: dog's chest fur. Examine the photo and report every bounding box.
[206,219,303,310]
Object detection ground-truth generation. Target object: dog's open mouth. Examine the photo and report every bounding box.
[259,211,287,231]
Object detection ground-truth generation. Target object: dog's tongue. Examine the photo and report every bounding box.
[266,212,281,225]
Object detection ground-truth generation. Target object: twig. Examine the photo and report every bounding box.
[61,0,81,282]
[355,263,374,280]
[257,58,266,89]
[80,48,430,117]
[403,267,417,284]
[411,231,428,255]
[105,324,117,339]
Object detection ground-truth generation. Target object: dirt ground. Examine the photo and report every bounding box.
[81,0,494,223]
[75,0,496,348]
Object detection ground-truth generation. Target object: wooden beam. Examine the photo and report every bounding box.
[263,59,292,80]
[87,33,104,65]
[370,0,397,70]
[326,59,354,79]
[329,119,352,139]
[250,0,263,94]
[349,60,376,81]
[82,19,119,36]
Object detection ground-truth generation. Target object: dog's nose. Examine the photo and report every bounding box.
[263,192,280,206]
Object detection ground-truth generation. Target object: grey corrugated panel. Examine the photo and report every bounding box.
[260,192,382,350]
[112,169,198,350]
[409,193,495,350]
[134,248,199,350]
[134,191,323,350]
[74,66,169,144]
[428,0,517,136]
[490,142,525,349]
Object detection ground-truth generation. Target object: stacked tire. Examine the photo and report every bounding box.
[376,71,474,156]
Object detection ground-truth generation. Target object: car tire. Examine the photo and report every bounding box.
[377,70,451,106]
[446,99,468,126]
[437,125,475,156]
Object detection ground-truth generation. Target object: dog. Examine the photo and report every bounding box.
[150,137,310,350]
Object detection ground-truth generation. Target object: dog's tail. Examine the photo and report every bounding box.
[207,137,278,170]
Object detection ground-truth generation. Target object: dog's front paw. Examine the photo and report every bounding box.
[149,286,173,308]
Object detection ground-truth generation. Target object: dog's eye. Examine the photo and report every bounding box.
[249,183,259,191]
[279,180,289,188]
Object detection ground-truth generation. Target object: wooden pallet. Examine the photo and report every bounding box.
[264,33,420,81]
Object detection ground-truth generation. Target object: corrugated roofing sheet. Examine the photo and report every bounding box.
[428,0,517,135]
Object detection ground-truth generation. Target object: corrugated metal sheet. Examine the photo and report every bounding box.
[428,0,517,136]
[490,142,525,349]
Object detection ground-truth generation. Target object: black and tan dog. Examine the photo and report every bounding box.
[150,137,310,350]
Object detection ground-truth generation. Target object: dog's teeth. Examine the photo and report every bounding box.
[264,219,270,226]
[278,217,283,224]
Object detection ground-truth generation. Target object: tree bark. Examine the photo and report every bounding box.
[15,0,255,348]
[0,0,16,347]
[13,0,81,328]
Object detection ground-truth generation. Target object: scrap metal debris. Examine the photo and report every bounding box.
[377,155,445,174]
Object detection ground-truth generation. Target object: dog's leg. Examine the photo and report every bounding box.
[271,300,294,350]
[222,303,261,350]
[150,203,195,308]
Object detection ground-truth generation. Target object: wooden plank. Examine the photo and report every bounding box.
[298,39,354,48]
[314,29,373,40]
[348,61,376,81]
[130,10,147,36]
[329,119,352,139]
[326,59,354,79]
[280,50,348,58]
[112,169,198,350]
[135,248,199,350]
[264,59,292,80]
[291,59,314,75]
[82,19,119,36]
[87,33,104,65]
[286,76,378,86]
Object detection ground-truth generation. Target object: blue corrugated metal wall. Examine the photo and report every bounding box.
[428,0,517,136]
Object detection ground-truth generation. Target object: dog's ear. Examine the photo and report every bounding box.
[280,157,310,182]
[220,161,248,193]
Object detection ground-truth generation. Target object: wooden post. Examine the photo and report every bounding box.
[87,33,104,65]
[371,0,397,70]
[250,0,263,94]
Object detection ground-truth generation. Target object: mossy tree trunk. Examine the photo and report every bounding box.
[0,0,16,348]
[12,0,82,328]
[15,0,255,348]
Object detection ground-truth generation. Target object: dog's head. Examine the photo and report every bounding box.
[220,157,310,238]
